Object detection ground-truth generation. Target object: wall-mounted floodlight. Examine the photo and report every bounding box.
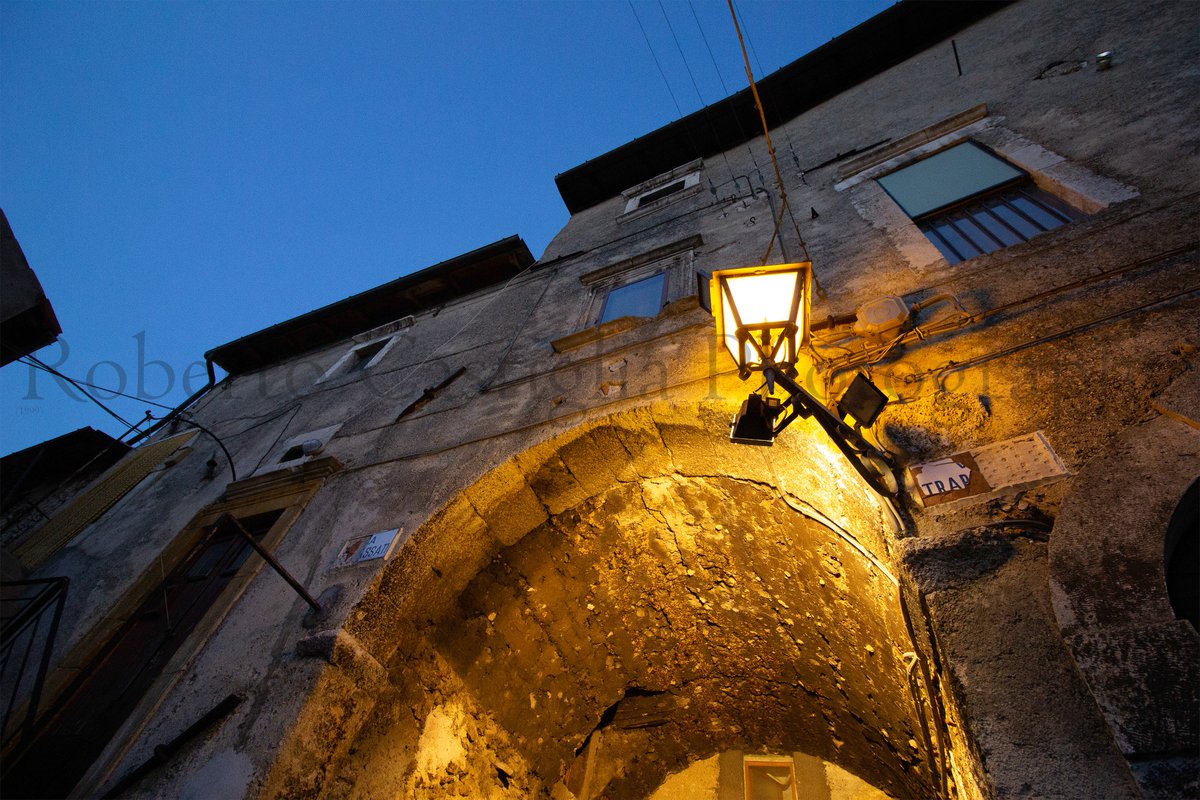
[710,264,897,496]
[837,373,889,427]
[730,394,781,445]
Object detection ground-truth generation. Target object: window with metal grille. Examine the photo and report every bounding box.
[878,141,1083,265]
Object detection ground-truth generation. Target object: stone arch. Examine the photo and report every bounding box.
[1048,367,1200,773]
[265,400,943,799]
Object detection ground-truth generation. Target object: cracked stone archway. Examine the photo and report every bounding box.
[262,402,951,799]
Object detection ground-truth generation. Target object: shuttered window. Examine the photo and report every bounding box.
[878,141,1082,265]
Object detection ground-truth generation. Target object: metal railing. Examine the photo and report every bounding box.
[1,577,69,751]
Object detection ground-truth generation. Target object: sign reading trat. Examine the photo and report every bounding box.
[909,453,990,507]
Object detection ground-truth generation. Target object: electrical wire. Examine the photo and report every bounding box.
[809,242,1198,381]
[149,412,238,482]
[687,0,770,186]
[729,0,810,177]
[19,357,184,413]
[629,0,686,122]
[725,0,810,265]
[382,259,541,399]
[19,354,134,428]
[658,0,738,187]
[922,286,1199,390]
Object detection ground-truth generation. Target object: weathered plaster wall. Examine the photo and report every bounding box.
[17,1,1198,798]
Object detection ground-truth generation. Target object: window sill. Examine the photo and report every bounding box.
[550,296,701,353]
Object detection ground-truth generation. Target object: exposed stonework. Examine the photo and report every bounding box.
[12,2,1198,799]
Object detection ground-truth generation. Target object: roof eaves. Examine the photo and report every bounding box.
[554,0,1012,214]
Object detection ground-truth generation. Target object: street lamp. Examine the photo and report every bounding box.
[711,263,811,378]
[709,263,898,496]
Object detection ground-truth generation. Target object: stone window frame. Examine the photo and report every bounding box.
[835,104,1137,271]
[253,423,343,477]
[548,236,703,355]
[578,237,700,329]
[53,457,340,797]
[876,140,1085,264]
[618,158,705,222]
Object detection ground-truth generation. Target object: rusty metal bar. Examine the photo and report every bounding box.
[223,515,321,614]
[102,693,243,798]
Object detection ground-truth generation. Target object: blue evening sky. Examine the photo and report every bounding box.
[1,0,890,455]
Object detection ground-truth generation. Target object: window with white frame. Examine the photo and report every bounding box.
[620,161,704,216]
[878,141,1083,264]
[317,335,397,384]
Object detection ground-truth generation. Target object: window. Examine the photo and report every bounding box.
[878,141,1082,264]
[345,340,386,373]
[598,273,668,324]
[263,424,342,473]
[317,335,397,383]
[633,179,686,208]
[744,756,798,800]
[558,238,700,348]
[621,162,703,215]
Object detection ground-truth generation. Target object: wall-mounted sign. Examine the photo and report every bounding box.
[910,453,990,507]
[334,528,402,568]
[907,432,1070,510]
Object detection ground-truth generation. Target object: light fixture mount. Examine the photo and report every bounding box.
[709,262,897,496]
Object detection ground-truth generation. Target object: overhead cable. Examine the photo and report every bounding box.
[688,0,767,179]
[629,0,686,121]
[20,357,182,412]
[725,0,809,264]
[658,0,738,186]
[20,354,134,428]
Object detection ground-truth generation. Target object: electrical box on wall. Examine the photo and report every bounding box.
[853,296,910,342]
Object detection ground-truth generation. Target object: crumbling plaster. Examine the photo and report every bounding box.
[28,0,1197,797]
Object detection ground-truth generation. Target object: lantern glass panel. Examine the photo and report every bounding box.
[723,271,800,326]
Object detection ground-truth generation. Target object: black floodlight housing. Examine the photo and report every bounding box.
[837,373,889,427]
[730,394,782,445]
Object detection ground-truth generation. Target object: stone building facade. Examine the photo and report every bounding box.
[2,1,1197,798]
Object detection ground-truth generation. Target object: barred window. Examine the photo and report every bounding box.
[879,141,1082,265]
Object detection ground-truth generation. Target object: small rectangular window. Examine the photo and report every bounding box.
[598,273,667,324]
[317,336,396,384]
[346,340,386,373]
[636,179,686,208]
[743,757,798,800]
[621,166,702,214]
